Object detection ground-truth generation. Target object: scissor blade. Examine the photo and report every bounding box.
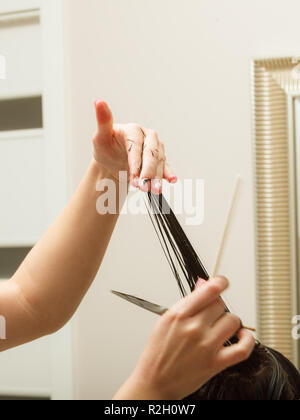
[111,290,168,316]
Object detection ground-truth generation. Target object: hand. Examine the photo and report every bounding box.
[93,100,177,194]
[114,277,255,400]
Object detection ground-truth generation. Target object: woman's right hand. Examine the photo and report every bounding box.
[114,276,255,400]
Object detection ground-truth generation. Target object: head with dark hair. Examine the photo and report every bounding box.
[146,193,300,400]
[185,343,300,400]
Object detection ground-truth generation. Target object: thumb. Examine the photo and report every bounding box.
[94,100,114,142]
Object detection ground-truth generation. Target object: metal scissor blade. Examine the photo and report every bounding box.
[111,290,168,316]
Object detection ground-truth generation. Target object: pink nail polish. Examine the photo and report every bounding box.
[153,180,162,193]
[94,99,103,106]
[196,278,207,289]
[94,100,111,124]
[170,176,178,184]
[140,179,150,192]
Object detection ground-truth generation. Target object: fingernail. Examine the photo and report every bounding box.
[133,177,140,188]
[94,99,108,109]
[94,100,111,124]
[140,179,151,192]
[197,278,207,286]
[169,176,178,184]
[196,278,207,289]
[152,180,162,194]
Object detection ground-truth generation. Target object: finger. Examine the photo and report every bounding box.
[211,313,242,347]
[126,125,145,186]
[94,100,114,144]
[196,278,225,306]
[170,277,229,318]
[215,329,256,370]
[194,298,226,327]
[150,142,165,194]
[195,278,228,326]
[164,162,178,184]
[139,130,161,192]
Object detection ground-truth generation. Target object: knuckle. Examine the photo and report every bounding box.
[128,123,141,130]
[229,314,242,331]
[175,309,186,321]
[207,283,220,296]
[208,277,229,295]
[217,299,226,313]
[166,308,184,323]
[148,129,158,138]
[234,337,255,362]
[185,322,200,339]
[216,276,229,288]
[198,338,213,354]
[125,123,144,139]
[159,154,166,163]
[160,311,173,326]
[236,346,251,362]
[214,303,226,320]
[146,148,159,160]
[165,308,176,322]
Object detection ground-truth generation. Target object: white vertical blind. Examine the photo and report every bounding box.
[295,99,300,242]
[252,58,300,364]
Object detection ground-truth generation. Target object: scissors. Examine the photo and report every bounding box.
[111,290,256,332]
[111,290,168,316]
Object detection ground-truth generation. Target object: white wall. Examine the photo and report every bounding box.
[64,0,300,399]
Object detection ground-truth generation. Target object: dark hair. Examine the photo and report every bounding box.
[185,343,300,400]
[146,193,300,400]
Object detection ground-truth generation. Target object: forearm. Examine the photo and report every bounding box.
[2,160,126,349]
[0,100,176,354]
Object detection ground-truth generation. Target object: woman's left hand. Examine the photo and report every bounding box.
[93,100,177,194]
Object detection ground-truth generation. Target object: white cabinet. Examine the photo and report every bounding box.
[0,338,52,399]
[0,5,44,245]
[0,131,45,246]
[0,8,42,98]
[0,0,72,400]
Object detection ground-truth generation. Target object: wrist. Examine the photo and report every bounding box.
[90,159,115,181]
[91,159,130,186]
[114,369,180,401]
